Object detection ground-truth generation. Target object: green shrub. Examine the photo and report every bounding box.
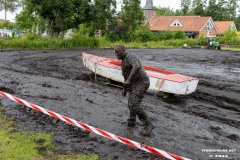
[0,34,100,49]
[234,38,240,45]
[215,36,225,44]
[152,31,175,41]
[164,39,198,47]
[174,30,186,39]
[71,34,100,48]
[198,34,206,45]
[105,31,119,42]
[134,28,153,42]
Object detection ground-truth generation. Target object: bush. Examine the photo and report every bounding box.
[215,36,225,44]
[174,30,186,39]
[198,34,206,45]
[69,34,100,48]
[222,29,237,45]
[105,25,132,42]
[0,34,100,49]
[105,31,120,42]
[152,31,175,41]
[134,28,153,42]
[164,39,198,47]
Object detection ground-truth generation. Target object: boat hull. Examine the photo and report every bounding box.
[82,53,199,95]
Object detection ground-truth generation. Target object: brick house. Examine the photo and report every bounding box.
[142,0,237,39]
[214,21,237,35]
[149,16,218,38]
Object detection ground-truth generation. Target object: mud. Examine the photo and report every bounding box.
[0,48,239,160]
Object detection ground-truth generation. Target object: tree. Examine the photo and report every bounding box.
[121,0,145,32]
[226,0,238,20]
[181,0,192,15]
[20,0,116,37]
[206,0,221,20]
[106,0,145,42]
[0,0,20,21]
[192,0,207,16]
[21,0,94,37]
[206,0,238,21]
[0,19,15,29]
[91,0,116,32]
[216,0,229,20]
[15,8,47,35]
[156,7,179,16]
[223,28,237,44]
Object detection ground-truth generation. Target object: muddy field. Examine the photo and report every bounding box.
[0,48,239,160]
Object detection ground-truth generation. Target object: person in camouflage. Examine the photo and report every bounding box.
[114,44,154,136]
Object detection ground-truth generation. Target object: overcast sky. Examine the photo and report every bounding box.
[0,0,182,22]
[142,0,181,9]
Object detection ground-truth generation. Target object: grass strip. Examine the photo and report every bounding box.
[0,106,99,160]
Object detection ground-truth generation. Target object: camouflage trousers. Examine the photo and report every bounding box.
[127,78,150,125]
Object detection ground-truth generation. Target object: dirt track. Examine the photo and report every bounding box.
[0,48,239,160]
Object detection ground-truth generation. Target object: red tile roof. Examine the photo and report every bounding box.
[214,21,236,34]
[149,16,212,32]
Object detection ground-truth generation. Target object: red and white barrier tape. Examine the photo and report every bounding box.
[0,90,191,160]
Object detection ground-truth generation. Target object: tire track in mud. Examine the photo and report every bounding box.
[145,92,240,129]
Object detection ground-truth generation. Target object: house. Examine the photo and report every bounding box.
[149,16,219,38]
[0,28,11,38]
[142,0,237,39]
[214,21,237,35]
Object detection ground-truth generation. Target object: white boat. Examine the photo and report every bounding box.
[82,52,199,95]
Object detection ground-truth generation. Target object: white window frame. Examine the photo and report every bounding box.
[205,20,214,32]
[169,19,183,27]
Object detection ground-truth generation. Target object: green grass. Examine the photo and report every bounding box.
[221,47,240,51]
[0,35,100,50]
[4,35,240,51]
[0,106,99,160]
[0,36,200,50]
[96,37,199,49]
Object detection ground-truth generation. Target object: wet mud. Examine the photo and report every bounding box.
[0,48,239,160]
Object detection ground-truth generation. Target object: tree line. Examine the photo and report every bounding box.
[0,0,239,40]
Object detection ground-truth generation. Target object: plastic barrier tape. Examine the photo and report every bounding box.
[0,90,191,160]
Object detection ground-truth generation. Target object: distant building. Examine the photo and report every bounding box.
[149,16,219,38]
[64,29,73,39]
[11,28,21,37]
[0,28,11,38]
[142,0,237,39]
[142,0,156,22]
[214,21,237,35]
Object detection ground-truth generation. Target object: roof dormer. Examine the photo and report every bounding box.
[169,19,183,27]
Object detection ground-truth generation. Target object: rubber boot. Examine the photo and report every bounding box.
[140,122,155,136]
[127,107,136,127]
[137,110,154,136]
[127,120,136,127]
[127,117,136,127]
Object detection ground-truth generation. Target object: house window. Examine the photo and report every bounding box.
[205,20,213,32]
[230,24,236,30]
[169,20,183,27]
[173,22,181,26]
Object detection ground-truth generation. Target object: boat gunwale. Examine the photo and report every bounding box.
[82,52,198,83]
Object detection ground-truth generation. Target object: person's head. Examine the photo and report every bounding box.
[114,44,126,60]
